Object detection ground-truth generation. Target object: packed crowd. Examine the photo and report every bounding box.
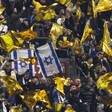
[0,0,112,112]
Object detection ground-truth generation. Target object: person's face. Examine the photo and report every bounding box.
[63,28,67,33]
[74,79,81,86]
[24,74,29,80]
[60,9,65,14]
[32,78,39,85]
[95,65,102,71]
[5,63,11,71]
[70,85,77,91]
[13,8,17,13]
[98,53,103,59]
[87,58,93,64]
[23,20,28,25]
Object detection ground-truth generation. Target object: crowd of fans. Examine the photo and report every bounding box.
[0,0,112,112]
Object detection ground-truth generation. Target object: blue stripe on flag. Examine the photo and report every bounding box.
[35,49,47,77]
[13,50,18,70]
[49,43,62,73]
[28,49,33,78]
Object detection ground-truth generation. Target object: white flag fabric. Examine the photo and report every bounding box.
[35,43,63,77]
[10,49,35,77]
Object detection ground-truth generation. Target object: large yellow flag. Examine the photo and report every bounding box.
[20,91,39,109]
[102,21,112,56]
[0,30,24,53]
[53,77,65,94]
[80,19,93,45]
[96,72,112,94]
[96,72,112,89]
[50,23,63,49]
[20,90,51,109]
[53,77,70,112]
[32,0,57,21]
[95,0,112,17]
[58,37,73,48]
[35,3,57,21]
[0,76,23,98]
[53,77,70,94]
[18,26,38,40]
[36,90,51,109]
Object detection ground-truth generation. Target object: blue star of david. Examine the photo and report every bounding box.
[44,56,53,65]
[19,61,27,68]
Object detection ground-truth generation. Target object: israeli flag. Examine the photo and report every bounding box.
[35,43,63,77]
[10,49,35,77]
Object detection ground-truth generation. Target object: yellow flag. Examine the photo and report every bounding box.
[20,90,51,109]
[95,0,112,16]
[10,105,22,112]
[80,19,93,45]
[58,39,73,48]
[35,3,57,21]
[53,77,65,94]
[19,57,37,64]
[102,21,112,56]
[53,77,70,111]
[96,72,112,94]
[53,77,70,94]
[64,78,71,86]
[32,0,43,12]
[19,26,38,40]
[20,91,39,109]
[96,73,112,89]
[11,31,24,45]
[50,23,63,49]
[0,76,23,98]
[0,30,24,53]
[36,90,51,109]
[32,0,57,21]
[0,4,5,14]
[72,38,82,55]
